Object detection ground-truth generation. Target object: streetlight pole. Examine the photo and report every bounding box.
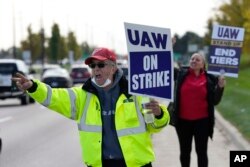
[40,0,45,68]
[12,0,16,59]
[40,28,45,68]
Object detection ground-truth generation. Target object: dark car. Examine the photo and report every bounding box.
[0,59,35,105]
[42,68,73,88]
[70,64,91,84]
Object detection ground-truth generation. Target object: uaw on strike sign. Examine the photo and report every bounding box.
[124,22,174,101]
[208,25,245,78]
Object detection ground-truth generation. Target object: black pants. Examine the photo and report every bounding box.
[175,118,209,167]
[88,159,152,167]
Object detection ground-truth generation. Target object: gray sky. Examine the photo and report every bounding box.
[0,0,222,54]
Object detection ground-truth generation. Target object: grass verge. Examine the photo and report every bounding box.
[217,67,250,142]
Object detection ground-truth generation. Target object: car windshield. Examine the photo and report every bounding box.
[72,68,88,73]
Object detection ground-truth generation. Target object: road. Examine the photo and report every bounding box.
[152,121,239,167]
[0,99,248,167]
[0,99,83,167]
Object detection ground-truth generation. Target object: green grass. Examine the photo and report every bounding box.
[217,67,250,141]
[240,54,250,69]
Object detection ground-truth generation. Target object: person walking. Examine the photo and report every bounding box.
[12,47,170,167]
[170,52,226,167]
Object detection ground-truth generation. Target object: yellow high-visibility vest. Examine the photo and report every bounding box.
[29,80,169,167]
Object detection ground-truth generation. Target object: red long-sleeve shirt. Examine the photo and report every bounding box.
[179,69,208,120]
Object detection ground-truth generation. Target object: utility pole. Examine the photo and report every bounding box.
[40,0,45,68]
[12,0,16,59]
[40,28,45,67]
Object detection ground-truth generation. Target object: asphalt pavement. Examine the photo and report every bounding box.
[152,110,250,167]
[1,99,249,167]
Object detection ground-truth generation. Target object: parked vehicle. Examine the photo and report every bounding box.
[42,68,73,88]
[0,59,35,105]
[70,64,91,84]
[42,63,61,73]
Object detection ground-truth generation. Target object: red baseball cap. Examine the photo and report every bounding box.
[85,47,117,65]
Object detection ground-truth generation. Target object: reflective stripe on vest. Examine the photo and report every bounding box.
[41,86,77,120]
[77,92,102,132]
[78,93,146,137]
[67,88,77,120]
[117,96,146,137]
[41,85,52,107]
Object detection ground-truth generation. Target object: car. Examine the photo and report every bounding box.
[70,64,91,84]
[41,68,73,88]
[41,64,61,75]
[0,59,35,105]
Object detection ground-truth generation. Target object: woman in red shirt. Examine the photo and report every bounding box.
[171,53,226,167]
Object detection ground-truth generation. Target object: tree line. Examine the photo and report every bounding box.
[20,23,93,64]
[0,0,249,67]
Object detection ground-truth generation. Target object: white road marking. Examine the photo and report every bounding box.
[0,116,12,123]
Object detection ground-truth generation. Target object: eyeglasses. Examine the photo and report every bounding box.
[89,63,111,69]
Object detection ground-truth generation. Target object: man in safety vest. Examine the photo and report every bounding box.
[12,47,170,167]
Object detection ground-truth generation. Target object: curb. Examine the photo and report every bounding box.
[215,110,250,150]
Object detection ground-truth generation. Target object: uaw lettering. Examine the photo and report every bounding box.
[212,25,244,41]
[124,22,174,101]
[208,24,245,78]
[126,29,168,49]
[217,26,240,39]
[230,151,250,167]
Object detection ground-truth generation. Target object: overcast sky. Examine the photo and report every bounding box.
[0,0,223,54]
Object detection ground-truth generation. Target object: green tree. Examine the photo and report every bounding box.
[67,31,81,61]
[58,36,68,61]
[174,32,203,54]
[203,19,213,46]
[20,25,42,63]
[80,41,92,60]
[172,32,203,65]
[48,23,61,63]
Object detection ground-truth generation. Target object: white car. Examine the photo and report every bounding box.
[0,59,35,105]
[42,68,73,88]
